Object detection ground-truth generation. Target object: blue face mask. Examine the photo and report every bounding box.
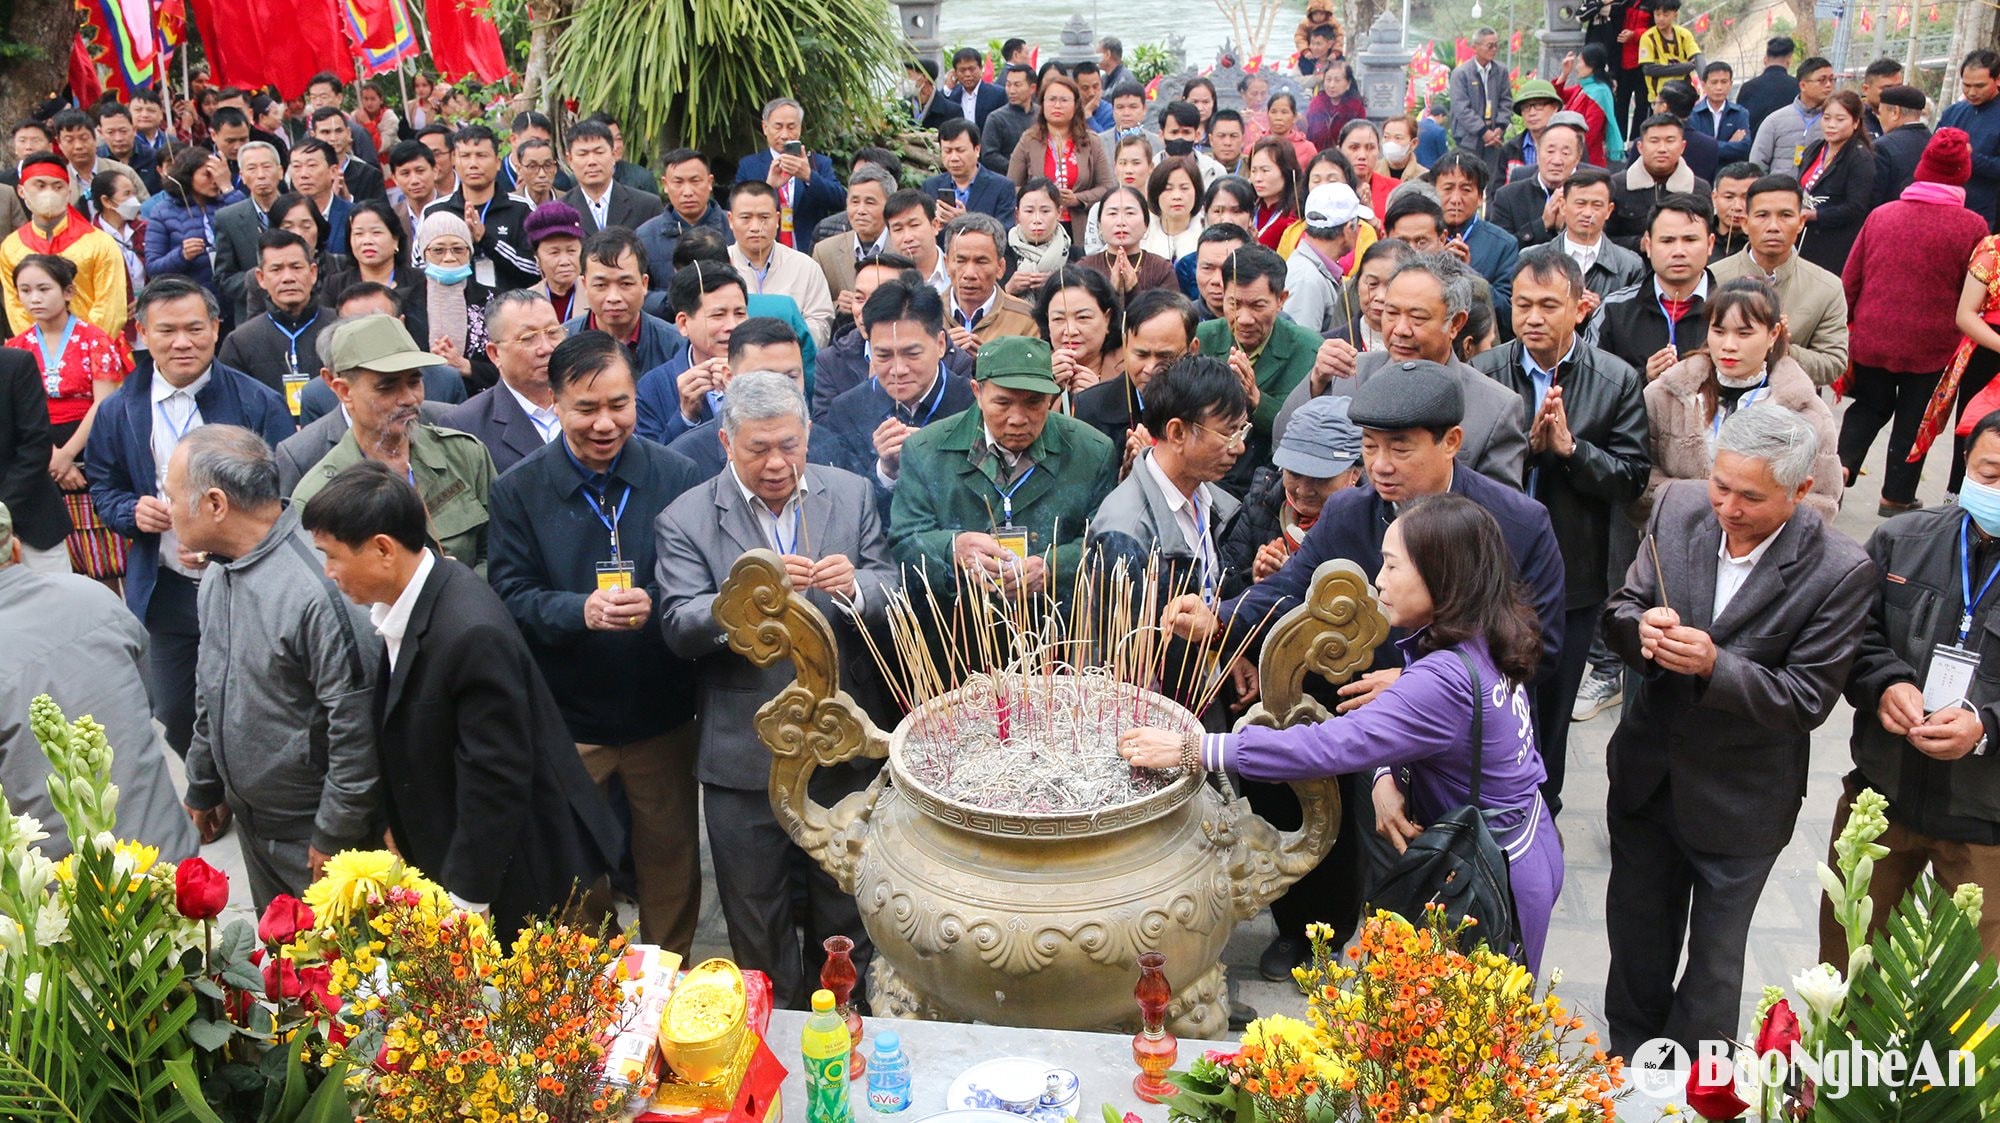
[1962,477,2000,537]
[425,261,473,285]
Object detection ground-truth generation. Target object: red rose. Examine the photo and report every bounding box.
[263,955,305,1001]
[1755,998,1802,1060]
[1686,1052,1749,1121]
[174,857,229,920]
[257,895,316,946]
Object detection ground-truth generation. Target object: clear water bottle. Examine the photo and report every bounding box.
[866,1029,912,1113]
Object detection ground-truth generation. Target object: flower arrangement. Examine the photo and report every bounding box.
[1166,908,1621,1123]
[279,848,646,1122]
[1681,788,2000,1121]
[0,695,349,1122]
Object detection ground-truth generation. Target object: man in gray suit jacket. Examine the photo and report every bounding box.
[1271,253,1529,490]
[1601,407,1876,1058]
[655,372,898,1009]
[1447,29,1512,178]
[436,291,566,474]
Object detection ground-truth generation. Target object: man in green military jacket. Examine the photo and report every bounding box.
[1193,243,1321,494]
[890,336,1117,599]
[292,316,496,575]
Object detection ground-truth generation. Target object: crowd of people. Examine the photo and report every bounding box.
[6,14,2000,1057]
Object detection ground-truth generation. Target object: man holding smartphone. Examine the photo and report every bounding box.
[733,98,846,255]
[921,119,1017,229]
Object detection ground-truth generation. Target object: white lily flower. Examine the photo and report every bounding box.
[1793,962,1849,1021]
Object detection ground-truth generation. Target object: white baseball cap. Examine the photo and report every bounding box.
[1303,182,1361,229]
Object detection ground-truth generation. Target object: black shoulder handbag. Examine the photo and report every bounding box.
[1367,649,1523,957]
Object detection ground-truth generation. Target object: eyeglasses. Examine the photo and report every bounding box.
[1194,420,1252,449]
[507,326,568,348]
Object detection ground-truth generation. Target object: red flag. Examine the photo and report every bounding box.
[68,35,102,106]
[1928,4,1940,18]
[1692,12,1710,31]
[1765,8,1774,26]
[1896,5,1910,27]
[187,0,351,97]
[1859,8,1873,29]
[1454,36,1473,64]
[1510,28,1523,51]
[426,0,509,84]
[1724,16,1736,27]
[346,0,398,50]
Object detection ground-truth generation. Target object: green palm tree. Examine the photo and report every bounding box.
[551,0,902,157]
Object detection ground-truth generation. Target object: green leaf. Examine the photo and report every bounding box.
[300,1060,353,1123]
[164,1056,230,1123]
[215,920,254,966]
[221,961,266,994]
[188,1018,235,1052]
[191,976,225,1001]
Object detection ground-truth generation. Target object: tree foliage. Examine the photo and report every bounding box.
[549,0,902,159]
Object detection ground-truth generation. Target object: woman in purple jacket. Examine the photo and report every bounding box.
[1119,494,1564,971]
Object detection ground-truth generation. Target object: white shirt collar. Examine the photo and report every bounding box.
[924,254,951,295]
[502,381,561,442]
[954,285,1000,323]
[1719,523,1785,567]
[1142,448,1209,516]
[1652,273,1711,302]
[370,547,436,671]
[152,367,212,404]
[1562,233,1603,256]
[728,463,809,525]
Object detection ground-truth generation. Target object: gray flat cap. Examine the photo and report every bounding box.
[1274,395,1363,477]
[1348,360,1464,430]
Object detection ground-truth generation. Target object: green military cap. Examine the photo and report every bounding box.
[329,314,446,375]
[974,335,1063,396]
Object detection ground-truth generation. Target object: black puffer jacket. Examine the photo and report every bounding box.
[1217,467,1286,601]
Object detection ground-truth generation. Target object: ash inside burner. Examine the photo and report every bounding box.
[896,672,1191,815]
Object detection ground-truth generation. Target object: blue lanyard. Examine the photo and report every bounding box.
[768,501,803,554]
[1657,292,1685,351]
[33,315,76,378]
[994,463,1037,523]
[155,390,200,446]
[1708,376,1772,441]
[1190,496,1217,603]
[564,442,631,558]
[874,367,947,427]
[273,311,319,374]
[1960,516,2000,644]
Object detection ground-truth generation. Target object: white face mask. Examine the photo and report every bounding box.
[114,197,142,221]
[1382,142,1411,165]
[24,187,68,220]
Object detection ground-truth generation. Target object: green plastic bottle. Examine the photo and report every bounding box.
[802,988,855,1123]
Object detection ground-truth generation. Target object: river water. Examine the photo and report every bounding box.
[935,0,1312,77]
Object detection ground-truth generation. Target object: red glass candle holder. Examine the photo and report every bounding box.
[822,934,867,1080]
[1132,950,1179,1102]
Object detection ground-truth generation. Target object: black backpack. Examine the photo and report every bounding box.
[1368,649,1523,957]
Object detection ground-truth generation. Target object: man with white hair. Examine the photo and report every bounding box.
[655,370,898,1007]
[168,425,378,908]
[1601,404,1876,1058]
[732,98,847,254]
[0,500,197,861]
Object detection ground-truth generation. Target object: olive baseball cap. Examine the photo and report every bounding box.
[328,314,446,374]
[974,335,1062,395]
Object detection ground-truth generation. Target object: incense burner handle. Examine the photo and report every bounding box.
[1222,559,1391,920]
[715,549,890,894]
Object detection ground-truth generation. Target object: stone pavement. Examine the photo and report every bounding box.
[181,396,1940,1053]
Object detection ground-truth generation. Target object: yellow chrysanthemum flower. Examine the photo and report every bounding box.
[304,850,407,925]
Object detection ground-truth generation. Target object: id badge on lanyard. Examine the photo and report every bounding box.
[1929,517,2000,711]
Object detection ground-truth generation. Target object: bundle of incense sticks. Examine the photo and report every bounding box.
[847,546,1265,812]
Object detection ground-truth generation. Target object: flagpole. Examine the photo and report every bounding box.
[397,57,412,120]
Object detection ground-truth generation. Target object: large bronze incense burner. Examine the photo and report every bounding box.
[713,550,1387,1037]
